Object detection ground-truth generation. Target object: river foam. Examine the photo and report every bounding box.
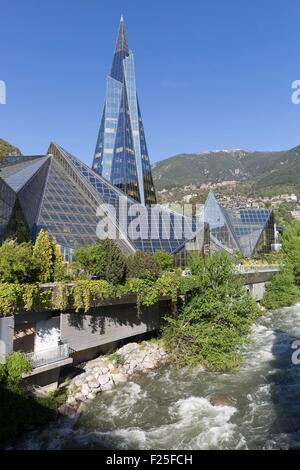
[14,304,300,450]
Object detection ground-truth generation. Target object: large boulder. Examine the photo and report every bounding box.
[81,383,91,397]
[142,359,158,370]
[209,394,232,407]
[58,403,78,417]
[111,372,128,385]
[98,373,112,387]
[67,342,169,409]
[118,342,139,357]
[74,392,85,402]
[88,378,100,390]
[101,380,115,392]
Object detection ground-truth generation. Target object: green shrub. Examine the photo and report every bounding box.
[0,352,32,390]
[154,250,174,273]
[98,239,126,284]
[261,266,300,309]
[0,233,66,284]
[37,385,69,410]
[52,239,66,281]
[74,243,106,279]
[281,220,300,286]
[32,230,54,283]
[0,240,35,283]
[66,261,86,280]
[162,252,260,371]
[109,352,125,367]
[126,251,160,280]
[0,357,67,443]
[74,239,126,284]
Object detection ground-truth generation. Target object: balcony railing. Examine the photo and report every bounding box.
[25,343,71,369]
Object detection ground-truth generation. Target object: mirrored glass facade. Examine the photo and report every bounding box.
[0,157,49,242]
[0,142,205,260]
[92,17,157,206]
[204,191,275,257]
[51,143,203,256]
[204,191,239,253]
[0,178,16,240]
[226,207,275,257]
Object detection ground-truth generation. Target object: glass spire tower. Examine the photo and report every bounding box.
[92,16,157,206]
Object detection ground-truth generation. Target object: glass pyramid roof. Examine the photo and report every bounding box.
[204,191,273,257]
[49,143,201,254]
[204,191,240,253]
[226,207,272,257]
[0,157,49,192]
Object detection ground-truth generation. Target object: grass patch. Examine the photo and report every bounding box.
[108,352,125,368]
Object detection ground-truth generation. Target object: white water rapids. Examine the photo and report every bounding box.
[14,304,300,450]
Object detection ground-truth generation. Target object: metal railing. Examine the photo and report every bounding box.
[25,343,71,369]
[235,264,281,274]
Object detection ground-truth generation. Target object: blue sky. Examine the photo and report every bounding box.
[1,0,300,165]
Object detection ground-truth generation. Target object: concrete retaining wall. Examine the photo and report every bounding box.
[241,271,276,285]
[245,282,266,301]
[60,300,169,354]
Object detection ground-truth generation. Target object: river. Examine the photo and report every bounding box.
[15,304,300,450]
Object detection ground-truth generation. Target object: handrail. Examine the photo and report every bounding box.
[25,343,71,369]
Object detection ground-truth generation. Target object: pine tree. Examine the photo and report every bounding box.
[32,230,53,283]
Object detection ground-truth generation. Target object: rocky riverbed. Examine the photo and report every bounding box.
[62,341,168,415]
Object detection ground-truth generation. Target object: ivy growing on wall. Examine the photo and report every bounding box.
[0,283,52,316]
[0,273,185,317]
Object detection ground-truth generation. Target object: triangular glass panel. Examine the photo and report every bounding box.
[204,192,240,253]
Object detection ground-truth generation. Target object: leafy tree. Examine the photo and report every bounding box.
[274,202,294,225]
[66,261,86,280]
[281,220,300,286]
[162,252,260,371]
[261,266,300,309]
[126,251,160,280]
[98,239,126,284]
[0,240,35,283]
[154,250,174,273]
[32,230,53,283]
[51,239,66,281]
[259,220,300,310]
[74,239,126,283]
[73,243,105,279]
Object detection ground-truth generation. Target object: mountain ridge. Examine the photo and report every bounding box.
[0,138,22,159]
[152,145,300,191]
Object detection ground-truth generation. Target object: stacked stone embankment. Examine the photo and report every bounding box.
[63,342,167,414]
